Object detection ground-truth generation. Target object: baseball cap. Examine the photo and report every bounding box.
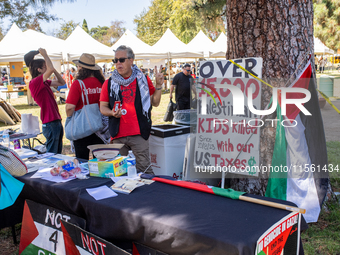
[24,50,40,67]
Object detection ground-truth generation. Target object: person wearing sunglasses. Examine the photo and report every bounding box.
[100,45,163,174]
[170,63,197,110]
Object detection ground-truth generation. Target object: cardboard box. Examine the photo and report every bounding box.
[88,156,127,178]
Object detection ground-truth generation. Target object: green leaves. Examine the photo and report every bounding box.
[0,0,57,31]
[55,20,79,40]
[314,0,340,50]
[134,0,226,45]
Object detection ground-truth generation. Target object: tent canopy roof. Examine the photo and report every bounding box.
[139,28,203,59]
[65,26,114,62]
[0,24,41,63]
[111,29,153,58]
[23,29,64,60]
[187,30,214,57]
[210,32,227,58]
[314,37,334,55]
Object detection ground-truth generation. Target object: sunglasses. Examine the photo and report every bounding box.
[112,57,131,63]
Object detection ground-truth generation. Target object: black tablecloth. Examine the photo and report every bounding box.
[11,173,307,254]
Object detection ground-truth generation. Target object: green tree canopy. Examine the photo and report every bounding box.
[134,0,171,45]
[89,25,109,44]
[55,20,79,39]
[82,19,89,33]
[0,0,57,31]
[88,20,125,46]
[314,0,340,51]
[134,0,225,45]
[105,20,126,45]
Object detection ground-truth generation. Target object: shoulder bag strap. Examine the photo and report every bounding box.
[78,80,90,106]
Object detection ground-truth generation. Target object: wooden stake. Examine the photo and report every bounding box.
[240,196,306,214]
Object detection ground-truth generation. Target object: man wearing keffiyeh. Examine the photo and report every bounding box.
[100,45,163,174]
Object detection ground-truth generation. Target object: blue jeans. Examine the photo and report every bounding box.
[42,119,63,154]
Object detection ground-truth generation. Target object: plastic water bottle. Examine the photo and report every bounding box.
[128,150,135,159]
[2,129,10,148]
[127,150,137,178]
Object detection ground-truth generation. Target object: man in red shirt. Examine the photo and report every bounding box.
[100,45,163,174]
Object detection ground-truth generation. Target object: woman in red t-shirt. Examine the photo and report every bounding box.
[65,53,109,160]
[27,48,65,154]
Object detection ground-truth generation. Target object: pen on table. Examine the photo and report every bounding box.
[143,164,152,173]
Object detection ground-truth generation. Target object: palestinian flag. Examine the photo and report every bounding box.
[265,61,329,223]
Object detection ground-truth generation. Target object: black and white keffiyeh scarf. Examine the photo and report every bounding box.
[110,64,150,118]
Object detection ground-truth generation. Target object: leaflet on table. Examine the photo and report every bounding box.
[110,178,146,194]
[25,154,76,168]
[111,175,155,185]
[86,185,118,200]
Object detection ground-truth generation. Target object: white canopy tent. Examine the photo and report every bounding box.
[314,37,334,55]
[139,28,203,59]
[65,26,114,62]
[210,32,227,58]
[187,30,214,58]
[0,23,41,64]
[111,29,154,60]
[23,29,65,61]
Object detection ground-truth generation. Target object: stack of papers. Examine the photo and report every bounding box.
[110,178,154,194]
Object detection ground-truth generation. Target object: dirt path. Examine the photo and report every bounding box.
[320,99,340,142]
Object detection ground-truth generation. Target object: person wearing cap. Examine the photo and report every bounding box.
[65,53,110,160]
[27,48,65,153]
[170,63,197,110]
[100,45,163,174]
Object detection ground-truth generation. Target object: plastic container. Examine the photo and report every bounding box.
[128,150,135,159]
[127,159,137,178]
[319,75,334,97]
[127,150,137,178]
[2,129,10,148]
[173,109,197,132]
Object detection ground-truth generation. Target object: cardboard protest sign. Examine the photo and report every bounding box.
[19,200,86,255]
[61,220,130,255]
[195,58,263,177]
[255,212,301,255]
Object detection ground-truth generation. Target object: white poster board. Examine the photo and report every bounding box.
[195,58,263,177]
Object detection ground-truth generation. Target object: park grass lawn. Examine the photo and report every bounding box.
[301,141,340,255]
[1,90,340,254]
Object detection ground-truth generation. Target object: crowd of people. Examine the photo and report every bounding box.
[26,46,199,174]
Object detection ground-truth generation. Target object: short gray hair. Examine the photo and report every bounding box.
[115,45,135,60]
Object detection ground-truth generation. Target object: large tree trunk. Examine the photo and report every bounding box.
[225,0,314,195]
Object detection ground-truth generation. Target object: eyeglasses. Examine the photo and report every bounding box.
[185,69,191,72]
[112,57,131,63]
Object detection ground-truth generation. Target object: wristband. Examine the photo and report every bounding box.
[156,87,162,90]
